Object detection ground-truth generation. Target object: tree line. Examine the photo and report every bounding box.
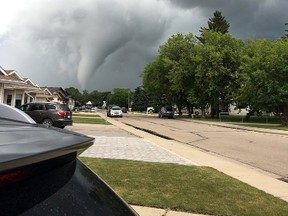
[141,11,288,125]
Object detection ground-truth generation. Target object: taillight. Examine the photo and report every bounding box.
[0,168,30,187]
[57,111,66,116]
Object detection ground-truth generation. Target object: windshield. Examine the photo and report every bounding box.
[112,107,121,110]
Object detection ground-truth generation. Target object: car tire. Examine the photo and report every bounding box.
[42,118,53,128]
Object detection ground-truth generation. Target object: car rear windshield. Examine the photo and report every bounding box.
[59,104,70,111]
[45,104,57,110]
[165,106,173,111]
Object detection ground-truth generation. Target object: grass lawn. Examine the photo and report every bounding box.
[73,113,100,117]
[233,123,288,131]
[188,114,281,124]
[73,115,111,124]
[80,157,288,216]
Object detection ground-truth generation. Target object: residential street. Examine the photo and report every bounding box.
[112,112,288,180]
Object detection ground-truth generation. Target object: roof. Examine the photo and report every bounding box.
[0,66,42,92]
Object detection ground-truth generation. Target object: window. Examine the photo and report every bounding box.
[6,95,12,106]
[15,94,22,108]
[45,104,56,110]
[30,104,42,111]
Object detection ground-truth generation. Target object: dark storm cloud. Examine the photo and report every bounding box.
[0,0,287,91]
[168,0,288,39]
[0,0,172,90]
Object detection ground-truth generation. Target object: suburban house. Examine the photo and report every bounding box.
[44,87,75,110]
[0,66,74,109]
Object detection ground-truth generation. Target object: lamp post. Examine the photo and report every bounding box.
[127,89,130,110]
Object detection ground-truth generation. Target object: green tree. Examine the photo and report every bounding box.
[141,55,173,108]
[238,38,288,125]
[159,33,198,116]
[284,23,288,38]
[194,31,244,118]
[107,88,130,108]
[198,10,230,43]
[132,86,152,112]
[65,87,82,106]
[82,90,90,105]
[89,90,103,107]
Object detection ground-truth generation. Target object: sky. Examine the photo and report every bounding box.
[0,0,287,91]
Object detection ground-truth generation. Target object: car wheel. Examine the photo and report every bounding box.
[42,118,53,128]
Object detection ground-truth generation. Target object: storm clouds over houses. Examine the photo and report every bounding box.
[0,0,287,91]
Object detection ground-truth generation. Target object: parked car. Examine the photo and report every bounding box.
[18,102,72,128]
[110,106,123,118]
[121,107,128,113]
[147,107,155,113]
[0,103,138,216]
[91,107,98,112]
[107,104,116,117]
[158,106,174,119]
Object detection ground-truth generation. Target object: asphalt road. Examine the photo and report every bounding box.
[114,113,288,179]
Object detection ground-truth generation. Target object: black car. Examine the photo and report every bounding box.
[0,103,138,216]
[158,106,175,119]
[18,102,72,128]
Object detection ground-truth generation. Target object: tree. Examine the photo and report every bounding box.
[82,90,90,105]
[238,38,288,125]
[194,31,244,118]
[89,90,103,107]
[132,86,152,112]
[65,87,82,106]
[141,55,173,108]
[159,33,198,116]
[107,88,130,108]
[284,23,288,38]
[198,10,230,43]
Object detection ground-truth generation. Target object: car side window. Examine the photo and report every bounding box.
[45,104,57,110]
[31,104,42,111]
[19,104,28,111]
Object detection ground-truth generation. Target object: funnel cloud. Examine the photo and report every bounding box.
[0,0,287,91]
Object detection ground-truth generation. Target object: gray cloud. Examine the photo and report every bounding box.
[168,0,288,39]
[0,0,287,91]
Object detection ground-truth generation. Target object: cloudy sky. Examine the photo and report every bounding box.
[0,0,287,91]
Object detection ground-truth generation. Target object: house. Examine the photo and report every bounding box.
[0,66,74,109]
[45,87,75,110]
[0,66,42,107]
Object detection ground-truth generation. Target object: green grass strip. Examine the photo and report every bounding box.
[73,113,100,117]
[73,116,110,124]
[233,124,288,131]
[80,158,288,216]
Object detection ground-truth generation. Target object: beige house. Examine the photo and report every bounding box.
[44,87,75,110]
[0,66,74,108]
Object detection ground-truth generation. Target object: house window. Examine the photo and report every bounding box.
[6,95,12,105]
[15,94,22,108]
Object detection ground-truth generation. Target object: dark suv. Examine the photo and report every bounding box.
[158,106,175,119]
[18,102,73,128]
